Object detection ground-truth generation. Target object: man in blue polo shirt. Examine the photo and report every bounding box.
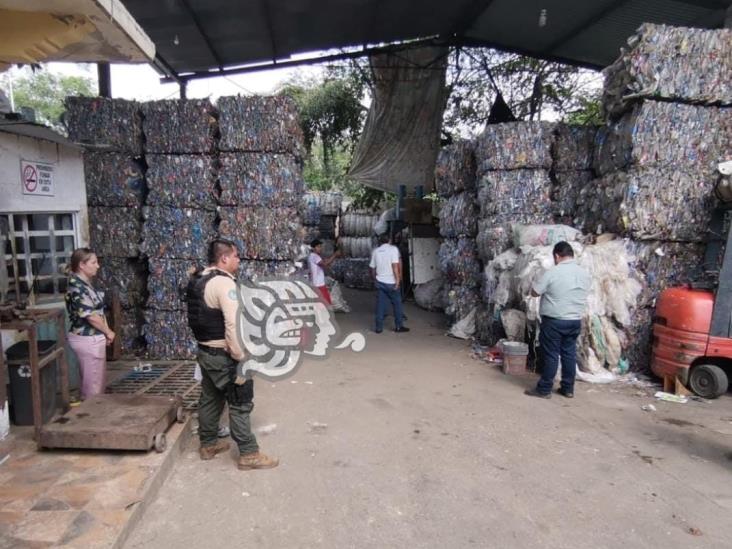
[525,241,590,399]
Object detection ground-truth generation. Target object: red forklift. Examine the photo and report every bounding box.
[652,162,732,399]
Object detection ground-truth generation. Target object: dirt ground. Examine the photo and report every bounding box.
[125,289,732,549]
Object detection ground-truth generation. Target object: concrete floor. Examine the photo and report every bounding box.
[125,289,732,549]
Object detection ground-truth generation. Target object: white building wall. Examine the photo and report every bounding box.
[0,131,87,439]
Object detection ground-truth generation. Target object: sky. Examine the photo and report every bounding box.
[3,61,322,102]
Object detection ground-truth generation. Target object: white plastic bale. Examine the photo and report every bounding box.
[414,278,446,311]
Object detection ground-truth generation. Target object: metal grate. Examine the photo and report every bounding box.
[106,361,201,410]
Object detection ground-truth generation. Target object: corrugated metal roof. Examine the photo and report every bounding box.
[121,0,731,81]
[0,120,80,148]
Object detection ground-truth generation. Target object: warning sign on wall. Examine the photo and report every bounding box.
[21,159,55,196]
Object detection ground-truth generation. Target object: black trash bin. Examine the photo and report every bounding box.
[6,340,58,426]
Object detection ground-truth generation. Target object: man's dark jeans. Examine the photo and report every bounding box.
[374,281,404,331]
[536,316,582,395]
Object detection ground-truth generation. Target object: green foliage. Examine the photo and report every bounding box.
[565,95,604,126]
[11,69,95,129]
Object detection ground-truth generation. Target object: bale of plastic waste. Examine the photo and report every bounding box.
[88,207,142,258]
[552,170,594,222]
[141,99,218,154]
[339,236,375,258]
[602,24,732,119]
[552,124,598,171]
[330,258,374,290]
[301,191,342,217]
[147,258,201,310]
[435,140,477,197]
[120,309,145,356]
[219,152,303,207]
[83,152,145,207]
[475,122,555,173]
[141,207,217,259]
[239,260,297,282]
[98,257,147,310]
[218,207,301,260]
[340,213,379,237]
[476,221,514,263]
[414,278,445,311]
[445,284,481,324]
[512,224,581,248]
[145,154,218,209]
[625,240,705,307]
[143,310,197,360]
[439,192,478,238]
[217,95,305,156]
[64,97,142,154]
[438,238,481,287]
[593,100,732,176]
[577,167,717,241]
[477,169,553,219]
[319,215,338,239]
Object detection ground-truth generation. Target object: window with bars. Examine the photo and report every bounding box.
[1,213,78,302]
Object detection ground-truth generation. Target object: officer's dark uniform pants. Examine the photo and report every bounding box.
[197,348,258,455]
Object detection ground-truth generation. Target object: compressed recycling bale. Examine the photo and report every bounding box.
[218,95,305,156]
[141,99,218,154]
[340,213,379,237]
[623,307,654,372]
[475,122,555,173]
[593,101,732,176]
[219,153,303,207]
[239,260,297,282]
[602,24,732,119]
[146,154,218,209]
[339,236,375,258]
[141,207,217,259]
[578,168,716,241]
[218,207,301,260]
[143,310,197,360]
[98,257,147,310]
[552,170,594,222]
[438,238,481,288]
[120,309,145,356]
[88,207,141,258]
[626,240,704,308]
[147,259,201,311]
[476,222,512,263]
[330,258,374,290]
[435,140,477,197]
[439,192,478,238]
[552,124,598,171]
[64,96,142,153]
[300,195,322,226]
[445,284,480,323]
[477,169,553,219]
[83,152,145,207]
[319,215,338,239]
[300,191,343,220]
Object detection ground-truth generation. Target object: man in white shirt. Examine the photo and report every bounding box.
[369,233,409,333]
[308,239,340,305]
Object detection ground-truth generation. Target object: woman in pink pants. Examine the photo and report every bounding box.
[64,248,115,399]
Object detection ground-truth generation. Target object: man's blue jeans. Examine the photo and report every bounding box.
[536,316,582,395]
[374,281,404,331]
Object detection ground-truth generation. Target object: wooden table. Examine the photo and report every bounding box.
[0,308,70,444]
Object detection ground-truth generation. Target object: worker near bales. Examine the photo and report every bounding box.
[308,239,341,305]
[525,241,590,399]
[370,233,410,333]
[187,239,278,470]
[65,248,115,399]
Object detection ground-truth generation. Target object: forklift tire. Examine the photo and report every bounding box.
[689,364,729,399]
[154,433,167,453]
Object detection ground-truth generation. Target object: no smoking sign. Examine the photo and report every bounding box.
[21,160,54,196]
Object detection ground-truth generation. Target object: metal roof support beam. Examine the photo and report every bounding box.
[461,37,603,70]
[162,37,454,83]
[726,5,732,28]
[543,0,633,55]
[153,54,184,85]
[178,0,224,69]
[97,63,111,98]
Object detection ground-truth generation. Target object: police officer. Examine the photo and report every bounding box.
[187,239,278,470]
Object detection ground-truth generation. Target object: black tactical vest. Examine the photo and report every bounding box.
[186,270,229,342]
